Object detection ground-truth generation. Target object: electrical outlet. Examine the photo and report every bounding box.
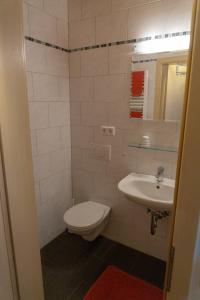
[101,126,116,136]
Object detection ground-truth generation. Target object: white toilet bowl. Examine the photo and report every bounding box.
[63,201,111,241]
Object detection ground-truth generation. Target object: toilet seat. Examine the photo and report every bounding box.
[64,201,107,231]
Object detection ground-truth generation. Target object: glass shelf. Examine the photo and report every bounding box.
[128,143,178,153]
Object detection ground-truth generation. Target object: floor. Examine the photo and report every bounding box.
[41,231,166,300]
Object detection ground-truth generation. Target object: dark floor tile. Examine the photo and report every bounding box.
[75,255,107,285]
[57,231,91,251]
[41,236,90,275]
[68,281,91,300]
[42,263,81,300]
[130,252,166,288]
[103,242,140,273]
[41,231,166,300]
[55,231,113,259]
[90,236,116,261]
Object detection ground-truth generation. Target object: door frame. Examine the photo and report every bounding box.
[165,0,200,299]
[0,146,19,300]
[0,0,44,299]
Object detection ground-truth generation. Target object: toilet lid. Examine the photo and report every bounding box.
[64,201,106,230]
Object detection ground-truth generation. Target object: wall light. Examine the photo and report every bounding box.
[134,34,190,54]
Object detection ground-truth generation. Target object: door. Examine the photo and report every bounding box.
[0,0,44,299]
[165,0,200,299]
[0,150,18,300]
[0,193,14,300]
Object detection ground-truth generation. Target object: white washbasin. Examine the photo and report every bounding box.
[118,173,175,211]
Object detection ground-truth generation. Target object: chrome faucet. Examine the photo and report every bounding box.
[155,166,164,183]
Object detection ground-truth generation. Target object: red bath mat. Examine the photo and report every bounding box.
[84,266,163,300]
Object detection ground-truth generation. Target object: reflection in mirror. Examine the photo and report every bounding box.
[130,51,188,121]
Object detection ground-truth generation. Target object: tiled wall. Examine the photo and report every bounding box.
[69,0,193,260]
[23,0,71,247]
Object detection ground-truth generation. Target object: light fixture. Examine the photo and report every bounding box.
[134,34,190,54]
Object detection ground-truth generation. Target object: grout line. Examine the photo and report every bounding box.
[67,280,86,300]
[25,30,190,54]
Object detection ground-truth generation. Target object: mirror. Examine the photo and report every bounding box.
[130,51,188,121]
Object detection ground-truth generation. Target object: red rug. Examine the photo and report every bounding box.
[84,266,163,300]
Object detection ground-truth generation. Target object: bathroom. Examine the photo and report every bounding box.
[1,0,200,300]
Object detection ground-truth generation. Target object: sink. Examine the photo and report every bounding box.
[118,173,175,211]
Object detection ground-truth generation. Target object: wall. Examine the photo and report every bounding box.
[69,0,193,260]
[23,0,71,247]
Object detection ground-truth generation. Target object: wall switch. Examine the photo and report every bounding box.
[101,126,116,136]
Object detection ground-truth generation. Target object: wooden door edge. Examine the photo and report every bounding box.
[163,0,199,298]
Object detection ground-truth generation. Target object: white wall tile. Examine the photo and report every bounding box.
[51,149,71,173]
[161,0,193,34]
[68,0,82,22]
[31,130,38,156]
[60,125,71,148]
[29,6,57,44]
[58,77,70,100]
[112,0,151,11]
[70,102,81,125]
[93,173,120,205]
[70,77,94,101]
[67,0,192,260]
[40,171,70,203]
[32,73,59,99]
[56,19,68,48]
[69,52,81,78]
[81,102,109,126]
[24,0,71,249]
[26,72,34,98]
[29,102,49,129]
[82,0,111,18]
[49,102,69,127]
[33,154,52,180]
[45,47,69,76]
[109,44,132,74]
[96,10,128,44]
[23,0,191,257]
[108,101,132,129]
[69,18,95,49]
[72,169,94,196]
[37,199,67,248]
[71,147,83,169]
[44,0,68,20]
[81,48,109,76]
[25,41,46,73]
[128,1,165,39]
[94,74,127,102]
[81,148,107,174]
[37,127,62,154]
[71,125,94,147]
[24,0,43,9]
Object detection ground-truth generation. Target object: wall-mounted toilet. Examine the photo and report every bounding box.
[63,201,111,241]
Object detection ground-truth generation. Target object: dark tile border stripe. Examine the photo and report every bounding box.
[132,58,157,64]
[25,36,70,53]
[25,31,190,54]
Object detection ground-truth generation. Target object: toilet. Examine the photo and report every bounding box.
[63,201,111,241]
